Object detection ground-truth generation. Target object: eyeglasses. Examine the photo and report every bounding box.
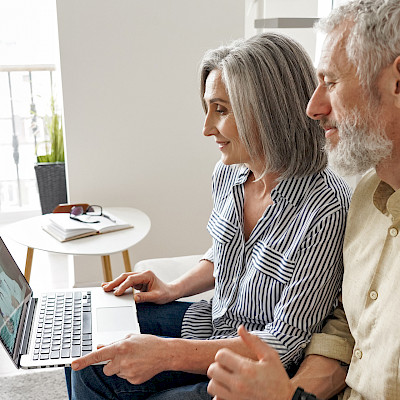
[70,205,116,224]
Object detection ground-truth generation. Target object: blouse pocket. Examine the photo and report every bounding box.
[207,209,238,244]
[251,241,295,285]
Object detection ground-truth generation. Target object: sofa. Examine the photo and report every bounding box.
[134,254,214,302]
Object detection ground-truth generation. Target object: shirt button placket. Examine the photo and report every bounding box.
[354,349,363,359]
[369,290,378,300]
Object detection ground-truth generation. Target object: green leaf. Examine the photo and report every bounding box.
[37,96,65,163]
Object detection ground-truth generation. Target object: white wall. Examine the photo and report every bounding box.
[250,0,321,60]
[249,0,361,190]
[56,0,245,285]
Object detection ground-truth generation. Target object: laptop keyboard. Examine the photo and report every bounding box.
[33,291,92,360]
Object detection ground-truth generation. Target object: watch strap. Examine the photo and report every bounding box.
[292,387,318,400]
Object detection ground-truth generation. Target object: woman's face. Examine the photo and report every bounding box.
[203,69,250,166]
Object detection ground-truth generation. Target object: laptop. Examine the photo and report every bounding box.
[0,236,140,369]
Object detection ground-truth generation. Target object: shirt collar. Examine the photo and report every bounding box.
[234,164,251,185]
[373,180,400,220]
[234,165,315,206]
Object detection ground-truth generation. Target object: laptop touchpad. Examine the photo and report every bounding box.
[97,307,136,332]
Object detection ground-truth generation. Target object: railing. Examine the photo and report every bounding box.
[0,64,56,214]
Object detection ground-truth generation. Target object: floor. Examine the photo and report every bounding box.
[0,236,71,376]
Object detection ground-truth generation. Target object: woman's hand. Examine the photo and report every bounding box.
[207,326,296,400]
[72,334,171,384]
[102,271,177,304]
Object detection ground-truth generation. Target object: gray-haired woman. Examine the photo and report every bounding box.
[66,32,351,400]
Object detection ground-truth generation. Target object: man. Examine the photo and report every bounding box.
[207,0,400,399]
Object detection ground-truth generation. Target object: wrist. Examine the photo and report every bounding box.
[286,381,298,400]
[164,338,182,370]
[167,281,184,301]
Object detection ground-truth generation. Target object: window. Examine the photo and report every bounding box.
[0,0,61,221]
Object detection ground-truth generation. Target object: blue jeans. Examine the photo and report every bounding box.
[65,301,212,400]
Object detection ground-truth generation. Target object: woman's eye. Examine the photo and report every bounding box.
[216,105,227,114]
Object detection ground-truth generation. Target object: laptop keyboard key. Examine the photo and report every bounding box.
[82,311,92,334]
[61,348,71,358]
[50,350,60,359]
[71,345,81,357]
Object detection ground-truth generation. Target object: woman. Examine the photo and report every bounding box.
[67,32,351,400]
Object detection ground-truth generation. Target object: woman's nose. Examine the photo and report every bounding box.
[203,112,217,137]
[306,85,331,120]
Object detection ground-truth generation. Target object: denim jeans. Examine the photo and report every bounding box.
[65,301,212,400]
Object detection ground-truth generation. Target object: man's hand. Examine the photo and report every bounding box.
[101,270,176,304]
[207,326,297,400]
[291,355,347,399]
[71,334,170,384]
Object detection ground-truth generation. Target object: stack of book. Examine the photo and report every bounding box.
[42,212,133,242]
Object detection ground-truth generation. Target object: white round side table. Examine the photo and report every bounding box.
[0,207,151,283]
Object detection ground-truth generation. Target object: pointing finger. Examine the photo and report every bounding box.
[71,344,115,371]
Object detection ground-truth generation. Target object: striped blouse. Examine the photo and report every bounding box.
[181,161,351,367]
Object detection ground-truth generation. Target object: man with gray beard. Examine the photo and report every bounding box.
[207,0,400,399]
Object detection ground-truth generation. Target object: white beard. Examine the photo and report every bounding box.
[325,108,392,176]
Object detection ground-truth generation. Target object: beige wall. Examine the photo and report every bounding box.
[56,0,245,285]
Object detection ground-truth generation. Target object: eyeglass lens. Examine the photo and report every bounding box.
[70,206,84,217]
[70,205,102,217]
[86,205,102,216]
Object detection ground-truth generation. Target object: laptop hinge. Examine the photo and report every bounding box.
[19,297,37,359]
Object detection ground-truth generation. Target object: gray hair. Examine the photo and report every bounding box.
[317,0,400,91]
[200,32,327,180]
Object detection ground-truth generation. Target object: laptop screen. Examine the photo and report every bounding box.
[0,237,32,360]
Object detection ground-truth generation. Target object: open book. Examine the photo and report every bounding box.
[42,212,133,242]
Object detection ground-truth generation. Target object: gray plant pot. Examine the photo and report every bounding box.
[34,162,68,214]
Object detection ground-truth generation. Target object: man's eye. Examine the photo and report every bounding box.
[324,81,336,89]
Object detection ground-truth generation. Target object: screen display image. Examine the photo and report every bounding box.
[0,239,31,357]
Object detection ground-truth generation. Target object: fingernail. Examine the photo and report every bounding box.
[134,294,140,302]
[72,362,79,370]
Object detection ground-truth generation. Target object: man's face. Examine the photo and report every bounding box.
[306,27,392,175]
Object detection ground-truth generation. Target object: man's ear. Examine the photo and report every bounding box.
[394,56,400,95]
[392,56,400,109]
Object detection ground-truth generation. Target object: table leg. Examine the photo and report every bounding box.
[25,247,34,283]
[122,250,132,273]
[101,255,113,282]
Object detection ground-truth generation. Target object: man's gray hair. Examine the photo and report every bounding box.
[317,0,400,90]
[200,33,326,180]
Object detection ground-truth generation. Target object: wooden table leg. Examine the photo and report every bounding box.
[101,255,113,282]
[122,250,132,273]
[24,247,34,283]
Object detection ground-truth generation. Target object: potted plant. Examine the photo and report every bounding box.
[34,97,67,214]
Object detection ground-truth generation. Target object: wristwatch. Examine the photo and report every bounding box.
[292,387,318,400]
